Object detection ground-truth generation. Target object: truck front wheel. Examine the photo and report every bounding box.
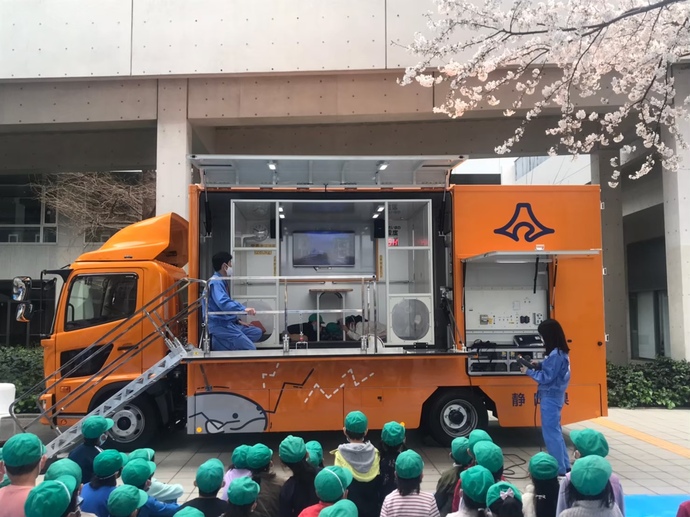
[426,390,488,446]
[106,396,159,451]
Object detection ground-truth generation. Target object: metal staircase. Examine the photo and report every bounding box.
[10,278,207,458]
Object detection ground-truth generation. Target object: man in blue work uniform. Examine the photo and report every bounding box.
[205,251,262,351]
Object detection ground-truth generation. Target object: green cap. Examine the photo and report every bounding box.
[305,441,323,467]
[326,322,340,335]
[460,465,494,505]
[129,448,155,462]
[468,429,493,455]
[529,452,559,480]
[486,481,522,507]
[25,476,78,517]
[175,508,205,517]
[570,456,612,496]
[232,445,251,469]
[1,433,46,467]
[196,458,225,494]
[44,458,82,484]
[395,450,424,479]
[314,466,353,502]
[93,450,128,478]
[227,476,260,505]
[81,416,115,440]
[381,422,406,447]
[121,458,156,488]
[319,499,358,517]
[279,435,307,463]
[474,442,504,474]
[344,411,368,434]
[570,429,609,458]
[451,437,472,466]
[246,444,273,470]
[107,485,148,517]
[308,313,324,324]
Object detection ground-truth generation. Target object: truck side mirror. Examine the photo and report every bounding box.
[12,276,32,302]
[16,302,33,323]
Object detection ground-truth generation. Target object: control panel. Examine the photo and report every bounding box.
[467,346,547,376]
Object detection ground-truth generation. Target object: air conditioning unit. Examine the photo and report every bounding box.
[387,295,434,345]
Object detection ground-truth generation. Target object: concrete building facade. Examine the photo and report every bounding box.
[0,0,688,362]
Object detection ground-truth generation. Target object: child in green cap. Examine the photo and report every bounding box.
[447,465,494,517]
[223,476,261,517]
[380,449,439,517]
[0,432,47,517]
[128,449,184,504]
[436,437,473,517]
[450,430,493,513]
[560,456,621,517]
[80,449,128,517]
[121,458,180,516]
[305,441,324,469]
[473,442,504,482]
[220,445,252,503]
[319,499,359,517]
[522,452,559,517]
[332,411,381,517]
[299,466,353,517]
[279,435,319,517]
[68,416,114,485]
[486,482,523,517]
[24,475,80,517]
[378,421,407,502]
[107,485,148,517]
[178,458,229,517]
[246,443,283,517]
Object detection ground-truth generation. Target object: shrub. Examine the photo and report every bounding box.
[607,358,690,409]
[0,346,44,413]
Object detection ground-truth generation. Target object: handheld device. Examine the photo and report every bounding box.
[516,355,535,369]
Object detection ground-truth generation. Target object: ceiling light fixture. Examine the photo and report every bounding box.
[377,161,389,171]
[372,213,380,219]
[268,161,277,171]
[279,214,285,219]
[279,206,284,212]
[377,206,385,212]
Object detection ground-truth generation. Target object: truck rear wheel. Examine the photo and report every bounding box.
[105,396,159,451]
[426,390,488,446]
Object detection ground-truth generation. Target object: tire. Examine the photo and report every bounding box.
[103,395,160,451]
[425,390,488,446]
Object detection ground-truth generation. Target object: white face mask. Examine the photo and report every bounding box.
[225,266,233,277]
[99,434,107,446]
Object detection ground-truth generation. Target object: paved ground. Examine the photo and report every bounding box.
[17,408,690,503]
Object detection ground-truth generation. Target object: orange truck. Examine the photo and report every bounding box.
[11,165,607,453]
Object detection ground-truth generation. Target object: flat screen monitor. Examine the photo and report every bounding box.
[293,231,355,267]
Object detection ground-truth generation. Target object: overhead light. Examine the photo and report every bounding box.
[268,161,277,171]
[372,214,380,219]
[279,206,284,212]
[279,214,285,219]
[377,206,385,212]
[377,161,389,171]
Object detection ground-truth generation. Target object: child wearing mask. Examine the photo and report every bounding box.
[278,436,319,517]
[522,452,559,517]
[447,465,494,517]
[436,437,473,516]
[450,429,493,513]
[247,443,283,517]
[121,458,179,516]
[220,445,252,502]
[560,456,622,517]
[81,450,129,517]
[555,429,625,516]
[43,458,98,517]
[25,475,81,517]
[0,433,47,517]
[379,421,407,502]
[68,416,113,485]
[332,411,381,517]
[128,449,184,504]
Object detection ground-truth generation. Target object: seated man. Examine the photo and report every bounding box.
[286,313,324,342]
[340,316,387,342]
[205,252,261,351]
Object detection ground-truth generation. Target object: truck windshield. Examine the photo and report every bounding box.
[65,273,138,331]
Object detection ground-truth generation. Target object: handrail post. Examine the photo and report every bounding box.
[282,277,290,354]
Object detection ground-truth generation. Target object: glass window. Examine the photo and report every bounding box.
[630,290,669,359]
[85,227,120,244]
[65,274,138,331]
[0,185,58,243]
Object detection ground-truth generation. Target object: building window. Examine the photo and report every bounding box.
[630,290,670,359]
[514,156,549,181]
[0,185,57,243]
[84,227,121,245]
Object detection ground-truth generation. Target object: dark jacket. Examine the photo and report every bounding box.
[253,471,284,517]
[435,467,462,516]
[378,447,405,504]
[68,443,102,485]
[279,473,319,517]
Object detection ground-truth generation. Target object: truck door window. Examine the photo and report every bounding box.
[65,274,138,331]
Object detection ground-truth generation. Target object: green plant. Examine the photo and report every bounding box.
[0,346,44,414]
[607,358,690,409]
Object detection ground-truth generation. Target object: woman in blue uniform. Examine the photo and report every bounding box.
[522,318,571,476]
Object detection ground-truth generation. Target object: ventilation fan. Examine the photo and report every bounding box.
[388,296,433,345]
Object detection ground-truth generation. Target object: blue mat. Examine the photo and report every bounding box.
[626,494,689,517]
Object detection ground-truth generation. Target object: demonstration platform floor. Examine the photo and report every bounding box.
[25,408,690,513]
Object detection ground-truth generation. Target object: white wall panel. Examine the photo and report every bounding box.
[131,0,386,75]
[0,0,132,79]
[386,0,435,69]
[0,81,157,125]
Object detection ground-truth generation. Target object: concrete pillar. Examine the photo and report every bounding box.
[591,151,629,364]
[661,65,690,360]
[156,79,191,218]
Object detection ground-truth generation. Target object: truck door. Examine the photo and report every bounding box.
[52,269,144,420]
